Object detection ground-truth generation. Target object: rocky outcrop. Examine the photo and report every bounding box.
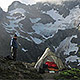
[0,56,43,79]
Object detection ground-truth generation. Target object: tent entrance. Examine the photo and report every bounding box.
[34,48,65,72]
[42,56,59,71]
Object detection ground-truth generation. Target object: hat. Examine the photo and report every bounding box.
[14,34,17,37]
[13,34,17,39]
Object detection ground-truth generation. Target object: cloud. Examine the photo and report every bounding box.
[0,0,70,12]
[20,0,36,4]
[34,0,70,4]
[20,0,71,5]
[0,0,21,11]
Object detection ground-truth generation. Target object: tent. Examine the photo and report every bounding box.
[34,48,65,72]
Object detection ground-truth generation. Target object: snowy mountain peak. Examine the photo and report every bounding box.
[0,1,80,68]
[8,1,26,11]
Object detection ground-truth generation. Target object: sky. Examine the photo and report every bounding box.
[0,0,35,11]
[0,0,70,12]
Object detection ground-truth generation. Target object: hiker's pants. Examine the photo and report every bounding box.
[13,48,17,60]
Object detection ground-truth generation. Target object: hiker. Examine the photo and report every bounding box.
[11,34,18,60]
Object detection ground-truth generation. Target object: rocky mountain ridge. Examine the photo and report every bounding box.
[0,0,80,68]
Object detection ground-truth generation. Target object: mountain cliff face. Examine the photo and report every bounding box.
[0,8,10,57]
[0,0,80,68]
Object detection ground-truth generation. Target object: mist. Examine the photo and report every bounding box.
[34,0,71,4]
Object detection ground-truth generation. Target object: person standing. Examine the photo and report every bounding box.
[11,34,18,60]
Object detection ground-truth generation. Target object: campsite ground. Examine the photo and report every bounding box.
[42,73,57,80]
[0,56,58,80]
[0,56,80,80]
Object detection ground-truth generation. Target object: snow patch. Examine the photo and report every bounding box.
[44,3,50,6]
[66,55,79,63]
[20,35,31,41]
[55,35,78,55]
[30,36,43,44]
[14,31,31,41]
[39,7,80,39]
[22,48,28,52]
[30,18,41,23]
[32,23,58,39]
[3,8,31,41]
[27,32,34,35]
[9,8,26,16]
[47,9,64,21]
[64,5,80,28]
[3,4,80,45]
[78,59,80,66]
[32,7,80,39]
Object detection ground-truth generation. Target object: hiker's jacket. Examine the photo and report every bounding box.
[12,38,18,49]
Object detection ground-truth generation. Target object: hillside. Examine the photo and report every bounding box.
[0,0,80,69]
[0,56,43,79]
[0,56,80,80]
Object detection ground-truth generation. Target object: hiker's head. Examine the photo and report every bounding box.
[13,34,17,40]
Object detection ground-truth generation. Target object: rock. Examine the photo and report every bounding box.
[0,56,43,79]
